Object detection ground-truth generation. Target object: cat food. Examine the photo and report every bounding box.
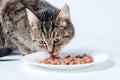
[38,54,93,65]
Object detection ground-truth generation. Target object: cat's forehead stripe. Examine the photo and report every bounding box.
[41,21,56,39]
[39,8,57,21]
[38,8,57,39]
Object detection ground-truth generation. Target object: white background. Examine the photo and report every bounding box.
[0,0,120,80]
[47,0,120,57]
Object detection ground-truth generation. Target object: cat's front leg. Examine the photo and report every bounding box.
[17,44,34,55]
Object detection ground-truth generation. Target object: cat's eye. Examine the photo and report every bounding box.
[39,40,46,44]
[54,38,61,43]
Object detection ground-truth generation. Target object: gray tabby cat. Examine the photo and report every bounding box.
[0,0,74,57]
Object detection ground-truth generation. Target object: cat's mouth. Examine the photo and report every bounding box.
[46,50,59,56]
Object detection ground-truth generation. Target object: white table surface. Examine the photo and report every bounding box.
[0,0,120,80]
[0,46,120,80]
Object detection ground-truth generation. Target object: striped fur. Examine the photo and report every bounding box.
[0,0,74,56]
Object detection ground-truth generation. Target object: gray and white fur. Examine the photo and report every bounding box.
[0,0,74,57]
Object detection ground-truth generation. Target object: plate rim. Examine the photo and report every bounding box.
[22,51,109,69]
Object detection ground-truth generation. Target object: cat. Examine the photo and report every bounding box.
[0,0,74,57]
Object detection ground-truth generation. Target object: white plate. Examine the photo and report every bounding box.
[22,50,109,70]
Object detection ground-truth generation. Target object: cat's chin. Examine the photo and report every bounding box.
[44,51,59,56]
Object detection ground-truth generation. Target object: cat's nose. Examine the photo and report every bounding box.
[47,49,54,54]
[46,44,54,54]
[48,50,54,54]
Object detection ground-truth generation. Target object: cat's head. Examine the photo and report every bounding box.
[26,4,74,55]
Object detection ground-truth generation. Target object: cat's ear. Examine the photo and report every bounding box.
[56,4,71,26]
[26,9,39,26]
